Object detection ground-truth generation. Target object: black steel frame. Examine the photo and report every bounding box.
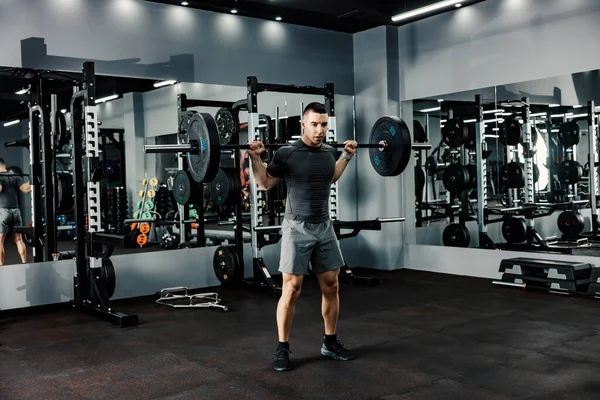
[70,62,138,327]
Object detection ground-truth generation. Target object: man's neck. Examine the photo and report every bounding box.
[301,136,321,148]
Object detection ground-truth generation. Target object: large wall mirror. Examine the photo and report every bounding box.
[0,70,331,263]
[411,69,600,257]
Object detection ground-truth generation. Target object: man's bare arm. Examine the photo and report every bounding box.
[249,155,280,190]
[332,157,351,183]
[19,182,31,194]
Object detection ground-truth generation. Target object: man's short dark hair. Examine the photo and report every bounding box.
[0,158,5,167]
[303,102,327,117]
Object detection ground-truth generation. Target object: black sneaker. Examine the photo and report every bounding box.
[321,340,354,361]
[273,348,292,372]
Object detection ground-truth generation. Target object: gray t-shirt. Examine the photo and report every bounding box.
[0,174,25,208]
[267,139,337,223]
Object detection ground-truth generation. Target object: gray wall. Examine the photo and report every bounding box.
[397,0,600,101]
[0,0,354,94]
[98,98,125,129]
[353,26,412,271]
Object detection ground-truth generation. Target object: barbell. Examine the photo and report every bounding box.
[143,112,431,184]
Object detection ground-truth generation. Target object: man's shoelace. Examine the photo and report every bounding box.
[275,348,292,359]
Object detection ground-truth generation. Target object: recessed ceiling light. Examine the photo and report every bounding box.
[181,1,189,6]
[231,9,238,14]
[275,16,282,21]
[392,0,464,22]
[455,3,462,7]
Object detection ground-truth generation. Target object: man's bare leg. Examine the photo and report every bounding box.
[277,273,304,342]
[317,268,353,360]
[0,233,5,265]
[13,233,27,263]
[316,269,339,335]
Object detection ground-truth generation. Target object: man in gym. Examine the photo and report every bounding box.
[247,102,357,372]
[0,159,31,265]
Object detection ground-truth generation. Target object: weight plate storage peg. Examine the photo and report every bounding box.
[502,217,528,244]
[213,245,243,284]
[441,119,468,148]
[442,223,470,247]
[368,116,412,177]
[557,211,585,237]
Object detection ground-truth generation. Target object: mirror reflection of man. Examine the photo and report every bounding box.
[0,159,31,265]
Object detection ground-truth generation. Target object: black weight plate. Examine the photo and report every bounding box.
[56,111,69,148]
[413,120,426,143]
[533,163,539,184]
[215,107,240,145]
[502,217,528,244]
[415,166,425,194]
[557,160,583,184]
[558,121,580,148]
[425,155,438,176]
[464,123,476,150]
[442,119,468,148]
[442,164,469,194]
[101,258,116,299]
[369,116,411,177]
[503,116,522,146]
[210,168,240,206]
[186,113,221,183]
[213,245,242,284]
[466,164,477,189]
[530,125,539,146]
[442,223,470,247]
[501,162,525,188]
[172,170,203,205]
[57,174,74,211]
[178,111,196,143]
[557,211,585,237]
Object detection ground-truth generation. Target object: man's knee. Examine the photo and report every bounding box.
[318,270,339,295]
[282,275,303,301]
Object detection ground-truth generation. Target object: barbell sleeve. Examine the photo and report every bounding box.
[254,225,282,231]
[144,144,196,153]
[411,143,432,150]
[377,217,406,223]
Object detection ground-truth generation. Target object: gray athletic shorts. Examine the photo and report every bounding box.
[0,208,22,234]
[279,218,345,275]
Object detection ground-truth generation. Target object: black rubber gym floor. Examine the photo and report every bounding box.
[2,268,600,399]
